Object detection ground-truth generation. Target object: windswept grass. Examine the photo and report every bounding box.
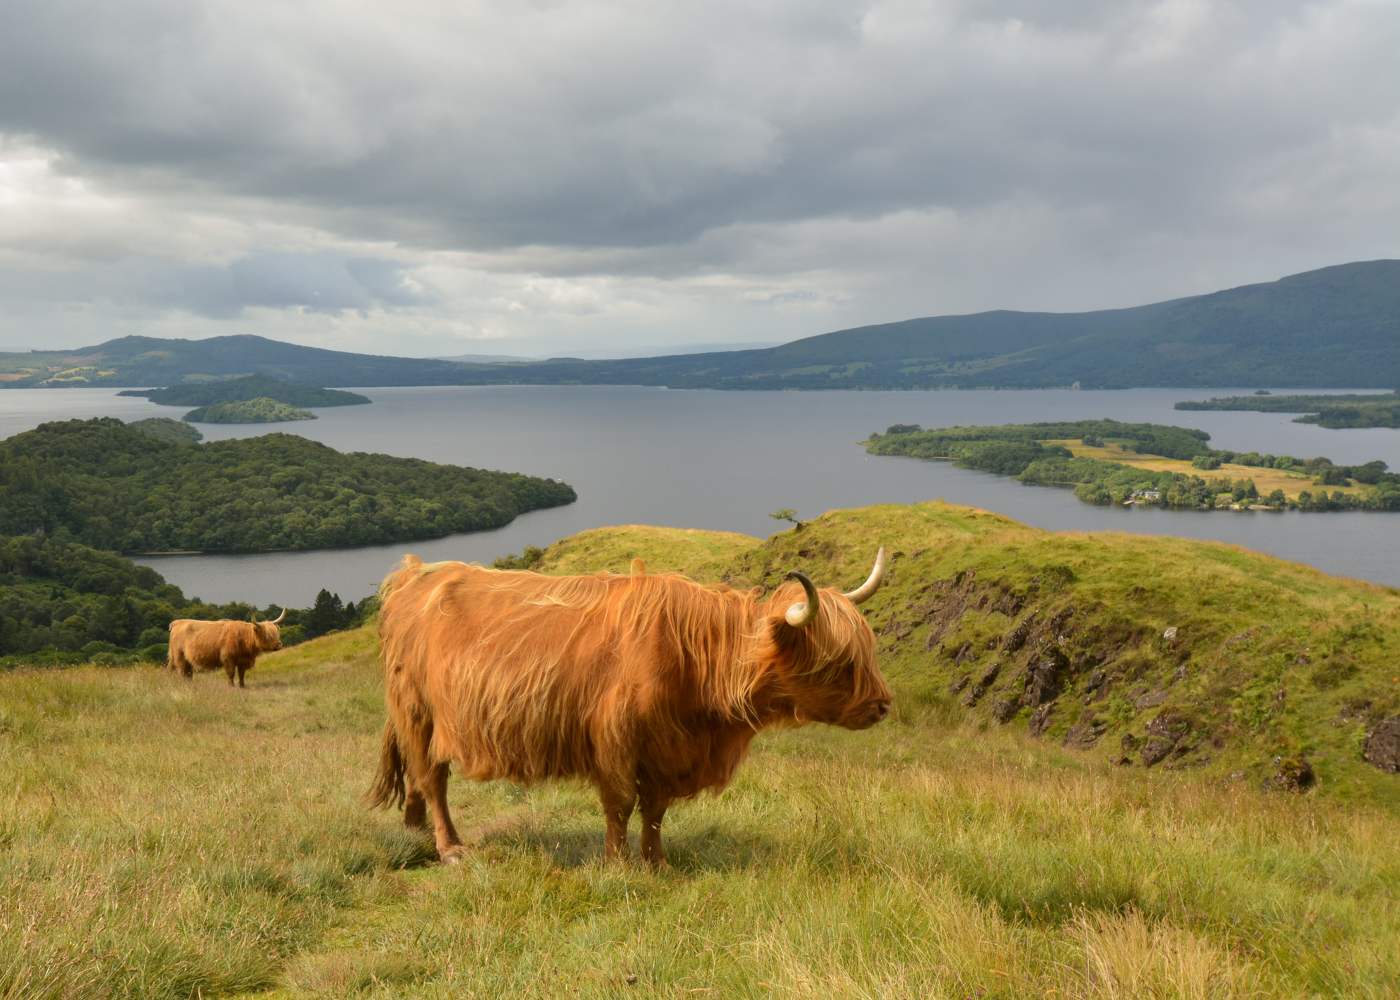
[3,505,1399,997]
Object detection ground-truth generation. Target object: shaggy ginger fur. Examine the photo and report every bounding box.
[167,617,284,688]
[369,554,891,865]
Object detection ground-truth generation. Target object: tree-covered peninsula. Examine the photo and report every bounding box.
[1176,392,1400,429]
[866,419,1400,511]
[0,418,577,553]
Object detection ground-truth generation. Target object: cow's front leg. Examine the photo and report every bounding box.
[597,784,636,861]
[236,663,248,688]
[639,787,671,869]
[222,658,237,686]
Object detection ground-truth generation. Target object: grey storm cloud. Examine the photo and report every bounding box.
[0,0,1397,354]
[153,253,434,318]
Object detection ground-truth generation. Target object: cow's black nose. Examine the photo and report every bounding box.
[873,699,890,720]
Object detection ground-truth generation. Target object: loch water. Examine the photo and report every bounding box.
[3,385,1398,605]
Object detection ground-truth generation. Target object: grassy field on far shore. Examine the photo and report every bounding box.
[1050,439,1370,500]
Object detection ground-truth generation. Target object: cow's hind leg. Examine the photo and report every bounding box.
[598,783,636,862]
[420,762,463,862]
[638,786,672,869]
[402,774,429,831]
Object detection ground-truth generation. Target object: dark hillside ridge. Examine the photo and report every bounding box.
[453,259,1399,389]
[1,334,471,388]
[2,260,1395,389]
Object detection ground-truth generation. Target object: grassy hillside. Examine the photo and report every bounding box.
[2,504,1397,997]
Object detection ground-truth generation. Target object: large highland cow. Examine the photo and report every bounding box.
[369,550,891,865]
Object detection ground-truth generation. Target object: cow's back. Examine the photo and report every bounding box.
[169,618,249,670]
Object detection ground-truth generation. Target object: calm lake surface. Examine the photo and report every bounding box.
[4,386,1398,604]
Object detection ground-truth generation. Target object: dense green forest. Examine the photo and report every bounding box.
[121,374,371,407]
[866,419,1400,511]
[0,535,369,666]
[184,397,316,423]
[1176,391,1400,428]
[126,417,203,444]
[2,260,1397,390]
[0,419,577,553]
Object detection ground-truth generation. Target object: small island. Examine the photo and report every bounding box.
[120,374,371,408]
[866,419,1400,511]
[1175,392,1400,429]
[184,398,317,424]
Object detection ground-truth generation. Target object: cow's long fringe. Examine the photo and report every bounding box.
[366,720,406,810]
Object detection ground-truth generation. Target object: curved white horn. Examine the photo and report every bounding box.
[270,607,286,625]
[841,547,888,605]
[783,570,820,627]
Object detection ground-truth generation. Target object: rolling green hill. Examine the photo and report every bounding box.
[125,417,203,444]
[0,334,475,388]
[2,503,1397,997]
[3,260,1397,390]
[183,397,317,423]
[517,505,1400,798]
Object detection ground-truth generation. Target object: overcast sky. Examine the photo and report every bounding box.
[1,0,1397,358]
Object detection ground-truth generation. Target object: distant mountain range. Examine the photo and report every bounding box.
[3,260,1396,390]
[0,334,470,388]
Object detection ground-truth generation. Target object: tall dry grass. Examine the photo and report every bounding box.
[2,624,1396,998]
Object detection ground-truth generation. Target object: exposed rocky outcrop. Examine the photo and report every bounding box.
[961,662,1001,707]
[1363,717,1400,773]
[1139,709,1196,766]
[1265,756,1316,792]
[1064,715,1106,749]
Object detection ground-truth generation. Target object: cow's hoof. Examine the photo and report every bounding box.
[439,845,467,865]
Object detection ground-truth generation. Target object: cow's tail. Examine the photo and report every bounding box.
[366,720,407,811]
